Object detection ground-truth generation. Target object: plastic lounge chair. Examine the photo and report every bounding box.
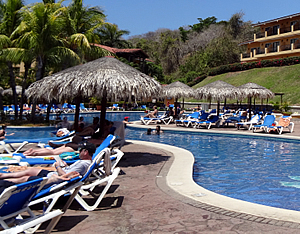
[252,115,276,133]
[222,111,247,127]
[140,115,173,125]
[23,148,119,231]
[0,177,78,234]
[236,114,261,130]
[73,148,122,211]
[175,111,201,127]
[267,116,294,134]
[194,115,220,129]
[0,131,75,154]
[2,134,116,166]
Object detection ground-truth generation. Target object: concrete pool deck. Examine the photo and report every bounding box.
[4,119,300,233]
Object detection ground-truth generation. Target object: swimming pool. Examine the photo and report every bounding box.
[5,112,300,211]
[126,129,300,211]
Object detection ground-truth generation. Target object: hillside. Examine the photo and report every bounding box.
[192,64,300,105]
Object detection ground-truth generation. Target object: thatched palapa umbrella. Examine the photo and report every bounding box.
[195,80,241,116]
[2,85,22,96]
[238,82,274,118]
[161,81,194,117]
[26,56,161,135]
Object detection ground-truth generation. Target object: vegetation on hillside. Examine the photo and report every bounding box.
[128,12,255,84]
[191,63,300,105]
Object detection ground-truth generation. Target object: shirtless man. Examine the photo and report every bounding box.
[143,106,158,118]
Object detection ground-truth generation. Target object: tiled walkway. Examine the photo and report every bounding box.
[36,119,300,233]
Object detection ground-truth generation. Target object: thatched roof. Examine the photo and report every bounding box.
[26,57,161,102]
[161,81,194,99]
[195,80,241,100]
[238,82,274,99]
[2,85,22,96]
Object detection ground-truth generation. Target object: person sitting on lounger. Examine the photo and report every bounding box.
[143,106,158,118]
[0,142,96,185]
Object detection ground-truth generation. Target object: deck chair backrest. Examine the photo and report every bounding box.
[263,115,276,125]
[250,114,260,123]
[278,117,291,127]
[92,134,115,160]
[81,149,106,182]
[208,115,219,122]
[188,112,200,119]
[199,112,209,120]
[0,178,47,217]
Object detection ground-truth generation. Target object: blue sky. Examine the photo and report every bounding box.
[27,0,299,38]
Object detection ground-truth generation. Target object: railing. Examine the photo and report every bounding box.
[280,45,291,51]
[255,32,265,39]
[268,47,278,53]
[294,43,300,49]
[267,30,279,36]
[280,26,291,34]
[256,49,265,55]
[242,53,250,58]
[294,24,300,31]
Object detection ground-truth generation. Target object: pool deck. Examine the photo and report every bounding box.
[12,119,300,233]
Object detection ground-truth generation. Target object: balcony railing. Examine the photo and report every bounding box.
[256,32,265,39]
[256,49,265,55]
[294,43,300,49]
[268,47,278,53]
[280,26,292,34]
[280,45,291,51]
[242,53,250,58]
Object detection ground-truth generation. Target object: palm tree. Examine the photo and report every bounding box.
[64,0,111,63]
[0,0,24,119]
[13,1,80,121]
[97,23,131,48]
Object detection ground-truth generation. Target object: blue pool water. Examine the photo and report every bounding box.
[5,112,300,211]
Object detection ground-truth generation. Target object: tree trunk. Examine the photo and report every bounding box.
[7,61,18,120]
[19,62,31,120]
[100,91,107,137]
[31,56,44,122]
[46,99,53,122]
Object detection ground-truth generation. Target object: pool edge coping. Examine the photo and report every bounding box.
[127,139,300,225]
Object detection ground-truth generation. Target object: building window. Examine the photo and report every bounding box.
[273,42,280,52]
[291,38,298,44]
[273,25,280,35]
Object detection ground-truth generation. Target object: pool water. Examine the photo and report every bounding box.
[5,112,300,211]
[126,129,300,211]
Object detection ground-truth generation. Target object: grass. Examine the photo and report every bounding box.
[191,63,300,105]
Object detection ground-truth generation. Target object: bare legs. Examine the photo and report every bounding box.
[0,167,42,183]
[0,170,79,184]
[23,146,75,156]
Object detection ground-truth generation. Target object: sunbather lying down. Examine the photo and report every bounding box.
[23,120,113,156]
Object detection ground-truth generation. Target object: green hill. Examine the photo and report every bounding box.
[192,64,300,105]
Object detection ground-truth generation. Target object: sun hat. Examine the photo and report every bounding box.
[78,141,96,155]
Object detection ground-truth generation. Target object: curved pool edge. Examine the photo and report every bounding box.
[127,140,300,224]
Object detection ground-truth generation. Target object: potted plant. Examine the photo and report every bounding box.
[90,97,101,110]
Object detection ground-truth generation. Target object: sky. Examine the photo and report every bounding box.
[27,0,299,38]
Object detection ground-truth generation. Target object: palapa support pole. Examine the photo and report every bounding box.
[217,100,220,117]
[174,98,178,119]
[100,91,107,137]
[74,97,81,132]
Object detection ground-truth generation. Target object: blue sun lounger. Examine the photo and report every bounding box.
[9,134,116,166]
[0,177,80,234]
[252,115,276,133]
[0,131,75,154]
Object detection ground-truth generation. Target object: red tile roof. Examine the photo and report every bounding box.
[91,44,148,58]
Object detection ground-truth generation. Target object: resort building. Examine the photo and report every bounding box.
[240,13,300,62]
